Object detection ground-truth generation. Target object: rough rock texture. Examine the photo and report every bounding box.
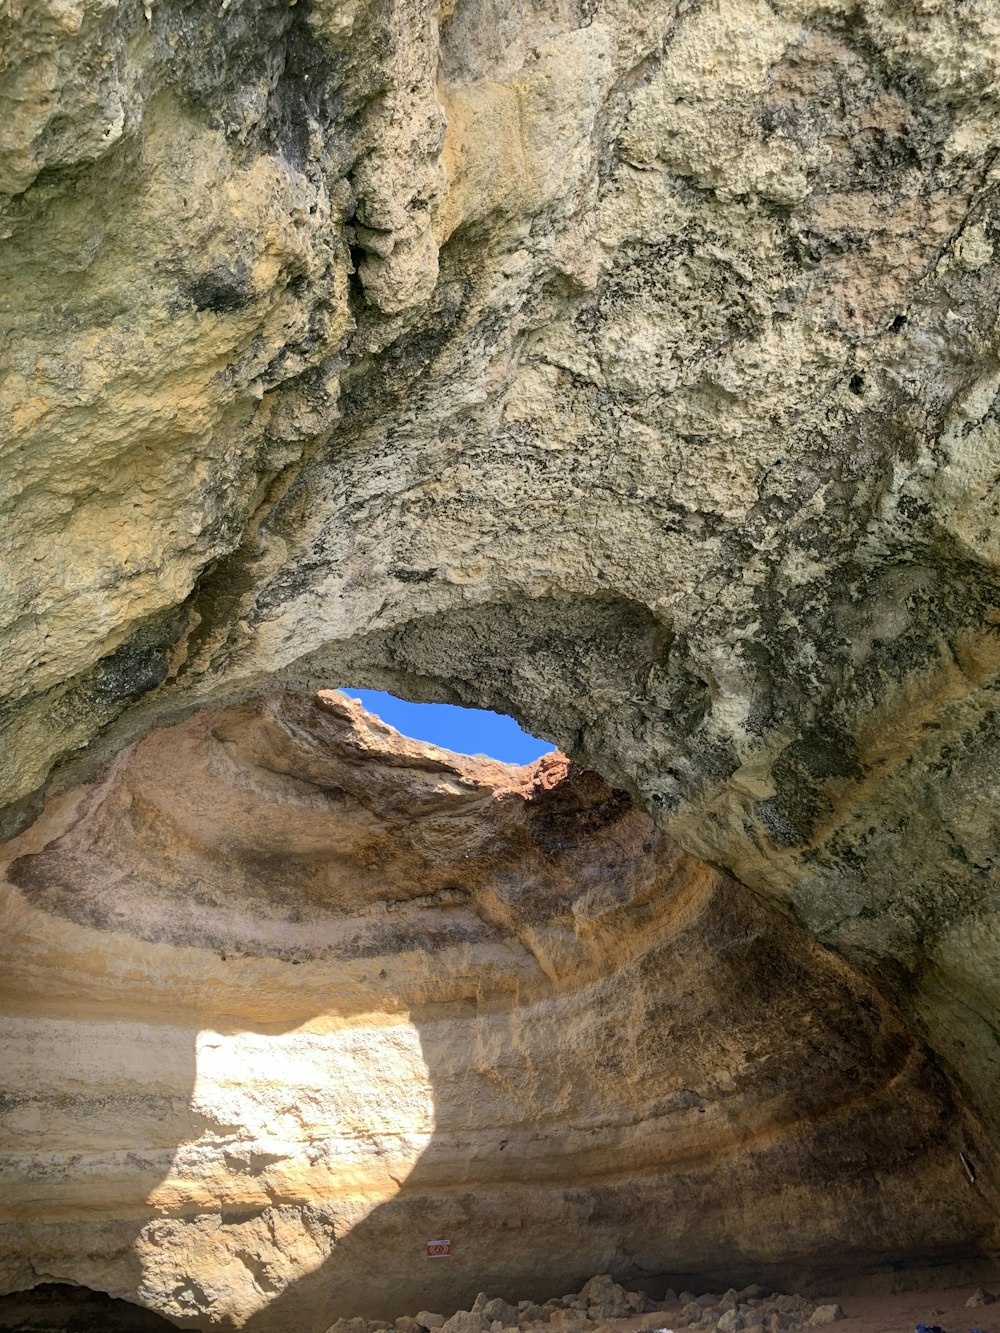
[1,693,995,1328]
[3,0,1000,1322]
[2,0,1000,1187]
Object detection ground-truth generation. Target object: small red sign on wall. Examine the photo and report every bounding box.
[426,1239,452,1258]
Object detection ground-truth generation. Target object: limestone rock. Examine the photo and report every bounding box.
[0,0,998,1222]
[635,1315,671,1330]
[967,1288,996,1307]
[417,1316,447,1330]
[1,693,996,1327]
[441,1314,488,1333]
[774,1298,808,1317]
[579,1277,632,1321]
[805,1308,845,1327]
[480,1302,519,1328]
[3,0,1000,1314]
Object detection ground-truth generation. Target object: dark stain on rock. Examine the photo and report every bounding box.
[186,260,253,313]
[88,636,171,710]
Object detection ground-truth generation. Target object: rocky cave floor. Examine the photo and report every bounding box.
[4,1274,1000,1333]
[298,1277,1000,1333]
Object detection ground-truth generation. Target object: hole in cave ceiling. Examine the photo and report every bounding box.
[343,689,555,765]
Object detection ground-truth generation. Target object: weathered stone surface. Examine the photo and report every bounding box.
[4,0,1000,1326]
[805,1308,845,1327]
[399,1318,430,1333]
[0,693,996,1328]
[441,1315,489,1333]
[1,0,999,1198]
[480,1300,519,1327]
[967,1287,996,1307]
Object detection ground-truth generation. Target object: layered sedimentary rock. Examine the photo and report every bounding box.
[0,693,995,1328]
[2,0,1000,1322]
[1,0,999,1178]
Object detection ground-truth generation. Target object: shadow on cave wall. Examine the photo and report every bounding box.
[2,691,998,1332]
[0,1284,179,1332]
[5,922,993,1333]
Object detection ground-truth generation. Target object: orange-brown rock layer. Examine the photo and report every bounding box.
[0,694,994,1329]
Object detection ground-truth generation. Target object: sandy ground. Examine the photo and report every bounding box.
[642,1286,1000,1333]
[813,1286,999,1333]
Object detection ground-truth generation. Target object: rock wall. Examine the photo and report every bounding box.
[0,694,994,1328]
[2,0,1000,1322]
[1,0,999,1168]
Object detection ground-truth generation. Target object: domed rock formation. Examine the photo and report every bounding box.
[0,693,994,1328]
[2,0,1000,1324]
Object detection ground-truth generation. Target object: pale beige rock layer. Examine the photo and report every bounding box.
[1,694,995,1328]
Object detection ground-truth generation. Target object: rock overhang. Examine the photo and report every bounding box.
[2,0,1000,1321]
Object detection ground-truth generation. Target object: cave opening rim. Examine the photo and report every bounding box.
[337,685,558,767]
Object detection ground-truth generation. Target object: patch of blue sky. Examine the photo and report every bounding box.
[343,689,554,765]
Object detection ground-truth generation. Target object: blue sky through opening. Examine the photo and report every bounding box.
[343,689,554,765]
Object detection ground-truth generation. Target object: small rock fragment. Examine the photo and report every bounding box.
[442,1313,489,1333]
[967,1289,996,1308]
[483,1300,519,1327]
[578,1275,633,1321]
[417,1316,446,1331]
[775,1297,809,1315]
[807,1307,845,1327]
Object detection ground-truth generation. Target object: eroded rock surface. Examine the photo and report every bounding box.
[0,693,995,1328]
[1,0,999,1178]
[3,0,1000,1321]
